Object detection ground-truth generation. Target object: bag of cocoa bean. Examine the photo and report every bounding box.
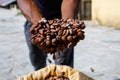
[16,65,94,80]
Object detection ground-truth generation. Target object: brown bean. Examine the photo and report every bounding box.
[67,35,73,42]
[77,31,83,38]
[52,38,57,45]
[80,22,86,29]
[51,29,59,33]
[39,29,44,35]
[67,42,73,48]
[46,40,51,46]
[49,20,54,25]
[36,37,44,43]
[61,36,66,42]
[62,30,67,36]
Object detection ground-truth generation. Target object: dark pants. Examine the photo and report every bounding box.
[24,14,74,70]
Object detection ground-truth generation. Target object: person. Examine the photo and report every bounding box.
[17,0,79,70]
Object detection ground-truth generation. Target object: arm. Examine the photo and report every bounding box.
[17,0,42,26]
[61,0,79,19]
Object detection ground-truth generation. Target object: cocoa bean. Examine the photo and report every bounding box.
[51,29,59,33]
[52,38,57,45]
[39,29,44,35]
[61,36,67,42]
[67,35,73,42]
[67,42,73,48]
[46,40,51,46]
[77,31,83,38]
[80,22,86,29]
[76,29,81,32]
[62,30,67,36]
[30,18,86,59]
[49,20,54,25]
[36,37,44,43]
[50,25,54,29]
[68,29,73,35]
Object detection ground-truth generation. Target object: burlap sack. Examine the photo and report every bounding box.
[16,65,94,80]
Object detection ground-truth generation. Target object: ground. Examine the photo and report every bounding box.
[0,8,120,80]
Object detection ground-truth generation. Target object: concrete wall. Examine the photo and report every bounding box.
[92,0,120,28]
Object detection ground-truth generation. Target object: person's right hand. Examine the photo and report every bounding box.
[17,0,42,33]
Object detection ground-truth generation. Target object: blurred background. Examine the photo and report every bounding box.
[0,0,120,80]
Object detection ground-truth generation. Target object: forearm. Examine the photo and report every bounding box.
[61,0,79,19]
[17,0,42,25]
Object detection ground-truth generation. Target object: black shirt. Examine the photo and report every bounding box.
[34,0,62,19]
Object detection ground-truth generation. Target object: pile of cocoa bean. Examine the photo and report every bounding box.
[45,76,69,80]
[30,18,85,54]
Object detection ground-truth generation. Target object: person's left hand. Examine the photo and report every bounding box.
[29,22,39,34]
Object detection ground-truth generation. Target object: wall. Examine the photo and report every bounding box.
[92,0,120,28]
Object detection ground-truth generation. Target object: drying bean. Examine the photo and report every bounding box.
[29,18,86,60]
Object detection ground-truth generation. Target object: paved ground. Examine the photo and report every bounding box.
[0,8,120,80]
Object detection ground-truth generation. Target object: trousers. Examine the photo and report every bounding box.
[24,14,74,70]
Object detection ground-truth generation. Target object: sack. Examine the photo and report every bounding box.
[16,65,94,80]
